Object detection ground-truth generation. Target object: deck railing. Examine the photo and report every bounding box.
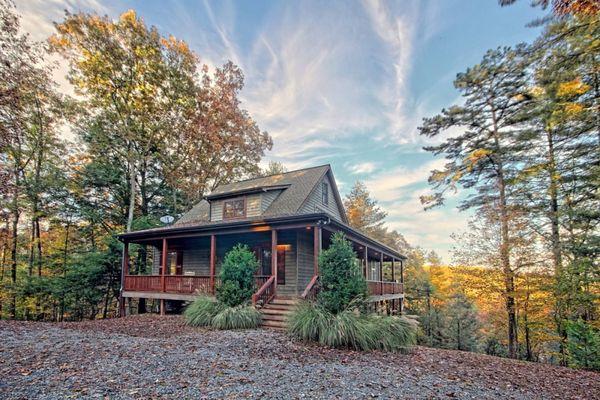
[124,274,277,298]
[367,280,404,296]
[125,275,215,295]
[252,275,276,306]
[300,275,320,300]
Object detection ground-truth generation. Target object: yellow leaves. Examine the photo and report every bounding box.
[563,103,584,115]
[529,86,545,99]
[120,9,139,26]
[464,148,491,172]
[556,78,590,99]
[430,169,450,183]
[48,34,70,50]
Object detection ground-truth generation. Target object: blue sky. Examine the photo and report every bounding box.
[16,0,543,262]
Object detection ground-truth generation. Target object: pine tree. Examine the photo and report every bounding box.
[444,292,481,351]
[419,46,531,358]
[318,232,367,314]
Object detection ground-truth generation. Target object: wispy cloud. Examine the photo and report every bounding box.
[15,0,108,41]
[365,158,446,202]
[348,162,378,175]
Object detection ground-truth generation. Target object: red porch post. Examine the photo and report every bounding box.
[313,226,321,275]
[400,259,404,284]
[160,238,167,315]
[271,229,278,294]
[364,246,368,278]
[379,252,384,293]
[119,240,129,317]
[210,234,216,294]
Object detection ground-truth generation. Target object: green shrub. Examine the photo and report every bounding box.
[184,296,224,327]
[288,301,417,352]
[216,244,259,307]
[318,232,367,314]
[211,305,262,330]
[566,319,600,371]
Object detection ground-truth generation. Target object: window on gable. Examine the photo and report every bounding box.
[322,182,329,205]
[223,198,246,219]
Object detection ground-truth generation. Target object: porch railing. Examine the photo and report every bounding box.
[300,275,320,300]
[367,280,404,296]
[252,275,276,306]
[124,274,278,298]
[124,275,216,295]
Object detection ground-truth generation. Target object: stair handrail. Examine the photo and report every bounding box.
[252,275,276,306]
[300,275,319,300]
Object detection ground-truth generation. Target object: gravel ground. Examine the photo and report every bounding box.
[1,315,598,399]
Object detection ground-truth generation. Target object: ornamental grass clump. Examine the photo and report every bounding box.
[211,305,262,330]
[184,296,224,327]
[288,301,417,351]
[184,244,261,330]
[287,232,417,351]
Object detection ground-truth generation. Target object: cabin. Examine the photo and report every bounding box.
[118,164,405,328]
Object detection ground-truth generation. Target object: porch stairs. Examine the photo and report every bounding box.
[260,296,298,330]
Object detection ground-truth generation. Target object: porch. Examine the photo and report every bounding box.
[119,215,405,315]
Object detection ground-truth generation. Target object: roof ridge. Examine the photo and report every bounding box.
[214,164,330,188]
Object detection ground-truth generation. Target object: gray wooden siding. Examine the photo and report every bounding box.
[151,238,211,275]
[299,174,343,220]
[296,229,315,292]
[210,193,263,222]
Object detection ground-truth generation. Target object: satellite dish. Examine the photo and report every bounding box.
[160,215,175,224]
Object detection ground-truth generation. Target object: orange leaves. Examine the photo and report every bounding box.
[556,78,590,99]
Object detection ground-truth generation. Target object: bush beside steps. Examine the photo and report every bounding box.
[184,296,261,330]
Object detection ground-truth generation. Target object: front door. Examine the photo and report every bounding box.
[255,246,285,285]
[277,249,285,285]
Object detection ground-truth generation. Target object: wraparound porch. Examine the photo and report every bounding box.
[119,214,405,315]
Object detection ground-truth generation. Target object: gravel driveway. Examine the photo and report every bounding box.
[1,315,598,399]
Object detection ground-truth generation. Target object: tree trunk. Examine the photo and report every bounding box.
[126,157,136,232]
[35,218,42,276]
[10,205,19,319]
[0,219,9,316]
[545,129,568,365]
[491,108,518,359]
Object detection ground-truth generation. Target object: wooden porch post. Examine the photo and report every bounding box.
[160,238,167,315]
[271,229,278,294]
[210,234,216,294]
[364,246,368,278]
[400,259,404,284]
[119,240,129,317]
[379,252,384,293]
[313,226,321,275]
[391,258,395,282]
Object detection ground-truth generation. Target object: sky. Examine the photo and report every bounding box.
[15,0,544,262]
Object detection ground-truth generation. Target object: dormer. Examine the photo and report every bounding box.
[205,185,289,222]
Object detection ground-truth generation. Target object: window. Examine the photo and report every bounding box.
[223,198,246,219]
[322,182,329,205]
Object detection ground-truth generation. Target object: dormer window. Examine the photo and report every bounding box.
[223,198,246,219]
[322,182,329,205]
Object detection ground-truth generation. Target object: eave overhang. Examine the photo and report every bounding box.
[117,213,406,260]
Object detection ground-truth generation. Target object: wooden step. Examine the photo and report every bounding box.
[270,299,298,306]
[261,313,288,322]
[261,308,293,315]
[261,319,287,329]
